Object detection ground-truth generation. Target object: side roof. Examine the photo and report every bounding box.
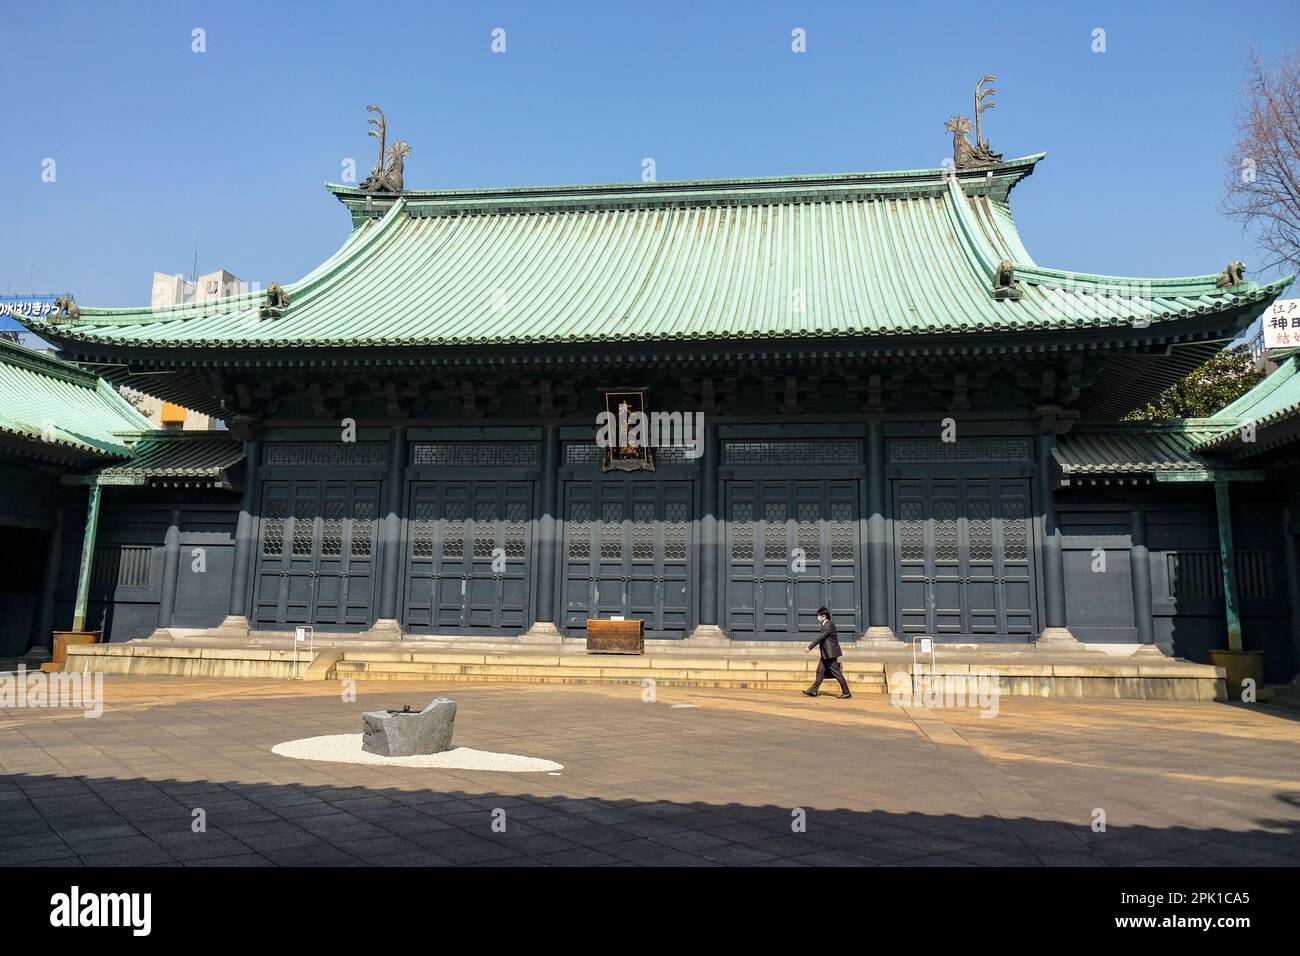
[0,339,152,459]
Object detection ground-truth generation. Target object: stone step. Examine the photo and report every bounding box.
[332,658,888,689]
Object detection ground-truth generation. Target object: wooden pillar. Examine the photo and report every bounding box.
[71,482,103,633]
[221,438,260,632]
[156,508,182,631]
[1128,509,1159,653]
[862,421,899,643]
[1034,432,1081,647]
[1214,478,1243,652]
[370,427,407,636]
[687,423,727,643]
[33,507,64,653]
[524,426,562,640]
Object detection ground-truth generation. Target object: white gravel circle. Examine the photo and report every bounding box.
[272,734,563,772]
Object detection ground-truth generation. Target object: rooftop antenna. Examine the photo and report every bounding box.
[190,229,200,285]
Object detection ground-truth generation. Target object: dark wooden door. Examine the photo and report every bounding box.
[562,480,692,637]
[892,477,1035,639]
[403,480,532,632]
[253,479,380,628]
[725,479,862,640]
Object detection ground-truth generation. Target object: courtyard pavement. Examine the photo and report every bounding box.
[1,675,1298,866]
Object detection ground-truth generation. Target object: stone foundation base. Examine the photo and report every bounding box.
[1129,643,1170,659]
[860,626,902,645]
[213,615,251,638]
[519,621,564,644]
[365,618,403,640]
[684,624,730,645]
[1035,627,1087,651]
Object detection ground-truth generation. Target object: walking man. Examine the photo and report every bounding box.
[802,606,851,699]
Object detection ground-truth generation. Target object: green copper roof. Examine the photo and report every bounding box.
[1195,353,1300,454]
[1054,423,1221,476]
[23,155,1291,351]
[98,431,244,487]
[0,339,151,459]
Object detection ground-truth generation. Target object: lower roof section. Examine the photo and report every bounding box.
[99,431,244,489]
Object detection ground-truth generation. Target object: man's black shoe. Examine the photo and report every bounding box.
[801,689,819,697]
[836,693,852,700]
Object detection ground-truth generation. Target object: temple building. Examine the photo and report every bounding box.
[7,136,1298,683]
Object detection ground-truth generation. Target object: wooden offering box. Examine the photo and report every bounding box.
[586,618,644,655]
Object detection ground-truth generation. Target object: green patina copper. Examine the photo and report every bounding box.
[19,155,1291,351]
[71,481,102,632]
[0,339,150,458]
[1214,478,1244,652]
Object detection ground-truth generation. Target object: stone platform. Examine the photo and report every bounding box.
[59,633,1227,701]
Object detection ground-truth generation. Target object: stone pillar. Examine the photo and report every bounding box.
[151,508,183,640]
[688,422,727,644]
[1128,509,1163,658]
[31,507,64,656]
[218,438,260,636]
[523,426,563,642]
[1033,432,1082,649]
[1214,478,1244,652]
[71,482,103,633]
[862,421,900,644]
[369,427,407,638]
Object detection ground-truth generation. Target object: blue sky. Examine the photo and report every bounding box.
[1,0,1296,309]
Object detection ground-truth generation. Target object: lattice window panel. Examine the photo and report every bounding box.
[731,502,754,561]
[564,443,688,464]
[262,499,286,556]
[568,501,591,559]
[1002,498,1028,562]
[264,443,387,466]
[601,502,623,559]
[321,498,345,557]
[933,501,958,562]
[473,501,496,559]
[764,502,788,561]
[92,545,152,589]
[723,440,861,465]
[1168,550,1272,600]
[632,502,656,560]
[351,499,376,557]
[444,501,465,559]
[830,502,855,561]
[564,444,603,465]
[968,499,993,561]
[411,501,436,558]
[412,442,539,466]
[888,439,1032,464]
[664,501,688,561]
[504,501,528,559]
[291,498,316,557]
[797,502,820,562]
[898,500,924,562]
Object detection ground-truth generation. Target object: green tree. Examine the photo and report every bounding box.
[1124,344,1264,421]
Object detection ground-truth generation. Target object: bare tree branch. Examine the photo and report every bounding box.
[1222,47,1300,275]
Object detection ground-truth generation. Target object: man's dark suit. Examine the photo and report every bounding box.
[807,617,850,695]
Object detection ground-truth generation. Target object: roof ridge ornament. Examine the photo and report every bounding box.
[360,104,410,193]
[260,282,290,320]
[51,295,80,323]
[946,75,1004,168]
[993,259,1023,300]
[1215,260,1247,288]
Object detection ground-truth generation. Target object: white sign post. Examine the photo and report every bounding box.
[291,626,314,680]
[1262,299,1300,350]
[912,636,936,700]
